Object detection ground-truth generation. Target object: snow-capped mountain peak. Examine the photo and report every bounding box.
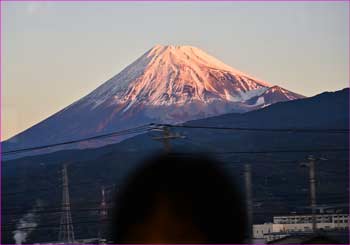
[4,45,304,157]
[83,45,272,109]
[246,85,305,107]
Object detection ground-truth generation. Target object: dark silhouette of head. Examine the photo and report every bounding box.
[110,153,247,243]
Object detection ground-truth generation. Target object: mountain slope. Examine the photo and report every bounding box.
[246,85,305,107]
[3,45,304,155]
[3,89,348,244]
[4,88,347,165]
[187,88,349,129]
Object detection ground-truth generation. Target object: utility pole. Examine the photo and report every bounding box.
[152,125,185,152]
[58,164,75,243]
[244,164,253,240]
[308,155,317,233]
[300,155,326,233]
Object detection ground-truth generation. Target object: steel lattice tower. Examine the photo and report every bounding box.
[58,164,75,243]
[98,186,108,240]
[100,186,108,218]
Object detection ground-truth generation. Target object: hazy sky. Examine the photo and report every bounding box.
[2,2,349,140]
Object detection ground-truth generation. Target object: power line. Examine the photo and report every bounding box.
[2,124,153,155]
[3,192,347,214]
[2,201,112,213]
[3,182,98,197]
[170,148,349,155]
[1,218,112,232]
[3,156,348,197]
[3,194,347,214]
[4,198,347,221]
[3,123,349,156]
[4,201,349,231]
[154,124,350,134]
[151,126,185,152]
[3,207,114,218]
[4,165,347,198]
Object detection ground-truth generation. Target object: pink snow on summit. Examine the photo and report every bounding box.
[82,45,272,110]
[4,45,304,157]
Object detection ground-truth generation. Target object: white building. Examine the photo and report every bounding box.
[253,213,349,242]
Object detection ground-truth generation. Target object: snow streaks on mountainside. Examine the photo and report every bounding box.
[4,45,304,155]
[80,45,272,110]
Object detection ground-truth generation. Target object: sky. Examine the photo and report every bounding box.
[2,2,349,140]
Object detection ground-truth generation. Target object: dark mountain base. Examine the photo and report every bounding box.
[2,88,349,243]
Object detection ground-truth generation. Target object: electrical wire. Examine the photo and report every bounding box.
[2,124,153,155]
[153,123,350,134]
[3,123,349,156]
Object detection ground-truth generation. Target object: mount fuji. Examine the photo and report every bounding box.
[3,45,305,155]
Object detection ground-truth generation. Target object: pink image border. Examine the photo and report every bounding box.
[0,0,349,244]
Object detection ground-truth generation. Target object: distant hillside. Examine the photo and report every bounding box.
[185,88,349,129]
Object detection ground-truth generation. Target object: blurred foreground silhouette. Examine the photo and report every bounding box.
[109,153,247,243]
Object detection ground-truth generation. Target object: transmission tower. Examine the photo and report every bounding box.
[98,185,108,239]
[100,186,108,217]
[58,164,75,243]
